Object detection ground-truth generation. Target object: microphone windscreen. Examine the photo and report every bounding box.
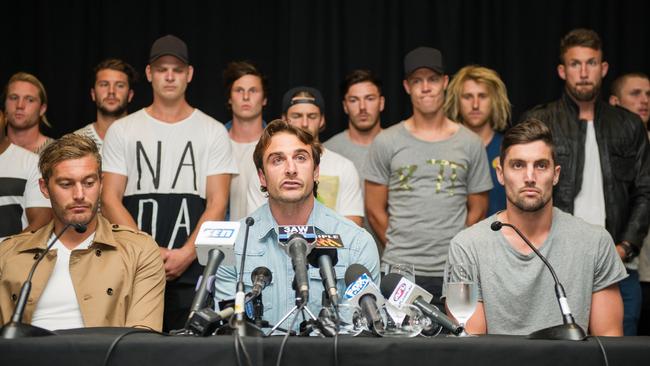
[245,217,255,226]
[73,223,88,233]
[379,273,404,298]
[251,266,272,283]
[490,221,503,231]
[344,263,371,286]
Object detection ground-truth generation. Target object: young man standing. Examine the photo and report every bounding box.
[364,47,492,306]
[445,65,512,215]
[101,35,237,331]
[522,29,650,335]
[75,58,137,151]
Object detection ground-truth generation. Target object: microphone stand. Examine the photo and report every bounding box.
[233,217,264,337]
[492,221,587,341]
[1,223,86,339]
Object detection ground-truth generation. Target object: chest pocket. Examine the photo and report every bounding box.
[235,245,273,312]
[609,143,636,182]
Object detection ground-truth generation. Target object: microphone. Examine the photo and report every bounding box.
[1,223,81,339]
[343,264,384,335]
[185,306,235,336]
[235,217,255,337]
[380,273,463,335]
[279,226,316,304]
[307,234,343,307]
[184,248,226,329]
[250,266,272,298]
[491,220,587,341]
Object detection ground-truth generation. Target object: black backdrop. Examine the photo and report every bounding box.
[1,0,649,140]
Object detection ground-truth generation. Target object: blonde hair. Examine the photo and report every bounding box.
[4,72,51,128]
[39,134,101,181]
[444,65,511,132]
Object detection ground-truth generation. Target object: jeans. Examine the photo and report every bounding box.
[619,269,642,336]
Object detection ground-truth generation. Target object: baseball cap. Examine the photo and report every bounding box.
[282,86,325,114]
[403,47,444,76]
[149,35,189,64]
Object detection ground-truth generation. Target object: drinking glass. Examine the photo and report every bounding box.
[444,263,478,337]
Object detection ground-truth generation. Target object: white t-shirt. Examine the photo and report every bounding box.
[102,108,237,284]
[246,147,364,217]
[573,121,606,227]
[229,140,257,221]
[0,144,51,241]
[31,233,95,331]
[74,123,103,152]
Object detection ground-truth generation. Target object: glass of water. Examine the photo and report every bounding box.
[444,263,478,337]
[382,263,416,283]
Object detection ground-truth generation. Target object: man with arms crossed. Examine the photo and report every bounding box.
[445,65,511,215]
[102,35,237,331]
[522,29,650,335]
[446,119,626,336]
[75,58,137,152]
[215,120,379,327]
[364,47,492,305]
[0,134,165,331]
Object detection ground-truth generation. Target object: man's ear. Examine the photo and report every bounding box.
[39,178,50,199]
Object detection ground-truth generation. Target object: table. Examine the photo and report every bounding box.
[1,328,649,366]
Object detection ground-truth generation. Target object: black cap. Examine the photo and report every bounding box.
[282,86,325,114]
[149,35,189,64]
[404,46,444,76]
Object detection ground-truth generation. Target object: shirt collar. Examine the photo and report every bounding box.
[254,200,326,241]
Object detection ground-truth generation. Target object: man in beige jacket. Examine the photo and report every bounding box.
[0,134,165,331]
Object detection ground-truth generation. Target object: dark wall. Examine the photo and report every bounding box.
[1,0,648,140]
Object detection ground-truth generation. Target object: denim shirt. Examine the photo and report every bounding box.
[214,201,380,329]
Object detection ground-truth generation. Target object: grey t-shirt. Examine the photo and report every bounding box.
[324,130,370,172]
[446,208,628,335]
[363,121,492,276]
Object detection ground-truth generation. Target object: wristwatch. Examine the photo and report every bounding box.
[618,241,638,263]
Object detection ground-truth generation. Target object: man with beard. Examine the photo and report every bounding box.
[75,59,137,152]
[521,29,650,335]
[444,119,626,336]
[0,134,165,331]
[3,72,54,154]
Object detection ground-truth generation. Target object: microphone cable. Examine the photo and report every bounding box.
[275,302,305,366]
[589,335,610,366]
[229,313,253,366]
[101,326,164,366]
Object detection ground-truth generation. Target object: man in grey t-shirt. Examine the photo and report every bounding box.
[445,119,626,336]
[364,47,492,306]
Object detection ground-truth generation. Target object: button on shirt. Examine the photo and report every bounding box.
[214,201,380,329]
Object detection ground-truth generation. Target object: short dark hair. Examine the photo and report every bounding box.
[500,118,556,166]
[253,119,322,197]
[340,69,383,97]
[93,58,138,87]
[610,72,650,98]
[223,60,268,101]
[559,28,603,64]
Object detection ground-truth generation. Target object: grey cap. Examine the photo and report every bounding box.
[282,86,325,114]
[149,35,189,64]
[404,46,444,76]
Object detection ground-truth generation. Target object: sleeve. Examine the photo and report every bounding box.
[593,228,628,292]
[621,117,650,249]
[126,235,166,331]
[101,122,128,176]
[443,233,483,301]
[362,132,393,186]
[24,154,50,208]
[335,159,364,217]
[206,123,238,176]
[466,136,494,194]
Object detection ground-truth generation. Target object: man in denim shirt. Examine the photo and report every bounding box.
[214,119,380,329]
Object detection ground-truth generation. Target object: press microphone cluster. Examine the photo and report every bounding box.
[343,264,385,335]
[1,222,88,339]
[380,273,463,336]
[490,220,586,340]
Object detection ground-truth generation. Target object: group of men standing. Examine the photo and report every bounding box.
[1,27,649,336]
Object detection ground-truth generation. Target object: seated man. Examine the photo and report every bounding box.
[0,134,165,331]
[215,120,379,328]
[444,119,627,336]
